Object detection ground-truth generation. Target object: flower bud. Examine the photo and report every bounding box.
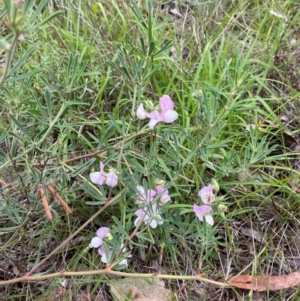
[218,204,227,213]
[105,232,113,241]
[156,179,166,186]
[211,179,219,193]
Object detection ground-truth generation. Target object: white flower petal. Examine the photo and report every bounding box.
[148,118,159,129]
[160,195,170,205]
[100,253,109,263]
[137,185,145,195]
[134,217,142,227]
[149,219,158,229]
[119,258,128,266]
[204,214,214,226]
[89,237,102,248]
[90,172,100,184]
[163,110,178,123]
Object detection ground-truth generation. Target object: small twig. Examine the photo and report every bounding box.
[46,184,73,215]
[26,150,108,168]
[0,269,229,288]
[0,178,17,192]
[106,186,113,203]
[62,149,107,164]
[18,131,148,169]
[177,281,188,295]
[38,184,53,221]
[0,178,9,187]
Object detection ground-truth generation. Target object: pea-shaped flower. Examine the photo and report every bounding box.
[89,227,110,248]
[90,162,118,187]
[136,95,178,129]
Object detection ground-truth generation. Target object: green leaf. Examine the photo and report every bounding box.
[71,159,95,177]
[8,45,37,76]
[35,127,49,140]
[206,140,230,149]
[67,54,77,82]
[0,226,19,235]
[153,40,172,57]
[9,114,28,136]
[25,0,59,30]
[147,0,153,43]
[30,11,62,31]
[108,115,122,134]
[32,93,47,120]
[157,157,172,180]
[154,18,171,30]
[44,90,52,118]
[139,37,146,55]
[147,41,156,56]
[7,69,43,82]
[0,148,6,157]
[82,182,104,202]
[3,0,16,23]
[23,0,34,15]
[129,1,147,30]
[112,217,128,236]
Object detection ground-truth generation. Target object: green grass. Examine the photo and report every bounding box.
[1,0,300,300]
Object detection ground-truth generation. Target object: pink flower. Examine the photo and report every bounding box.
[134,203,163,229]
[98,246,110,263]
[147,95,178,129]
[134,185,156,205]
[89,227,110,248]
[90,162,106,185]
[156,185,170,205]
[133,183,171,228]
[106,172,118,187]
[136,95,178,129]
[193,204,214,226]
[198,184,215,204]
[136,104,147,120]
[90,162,118,187]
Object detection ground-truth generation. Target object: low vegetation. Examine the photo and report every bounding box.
[0,0,300,300]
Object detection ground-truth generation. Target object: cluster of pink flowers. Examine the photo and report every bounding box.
[193,184,215,226]
[136,95,178,129]
[90,161,118,187]
[134,185,171,229]
[87,93,223,268]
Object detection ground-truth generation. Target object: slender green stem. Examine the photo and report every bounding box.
[36,102,68,145]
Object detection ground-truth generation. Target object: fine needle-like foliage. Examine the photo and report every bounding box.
[0,0,300,300]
